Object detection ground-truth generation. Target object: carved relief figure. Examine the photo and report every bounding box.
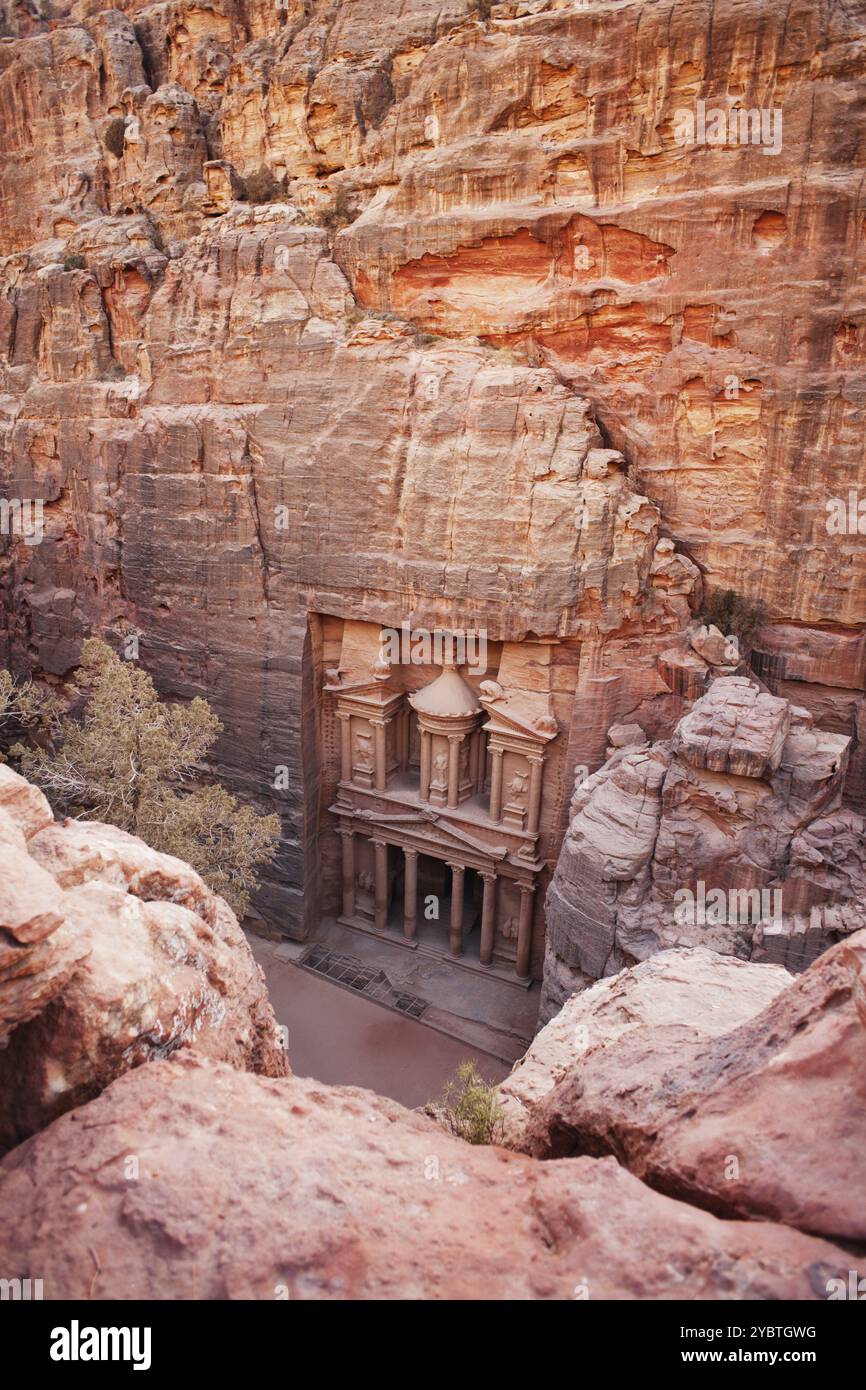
[354,731,373,770]
[508,770,529,800]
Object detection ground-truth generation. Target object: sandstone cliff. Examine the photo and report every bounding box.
[2,0,865,941]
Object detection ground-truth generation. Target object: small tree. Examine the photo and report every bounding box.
[698,588,765,645]
[103,117,127,159]
[426,1060,506,1145]
[14,640,280,917]
[0,670,61,760]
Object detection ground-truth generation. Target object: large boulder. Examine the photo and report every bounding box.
[0,1051,856,1301]
[523,932,866,1246]
[500,948,792,1150]
[0,768,89,1040]
[0,776,288,1154]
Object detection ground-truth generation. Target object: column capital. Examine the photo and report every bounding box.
[447,732,463,744]
[527,752,545,766]
[517,880,535,896]
[478,868,496,882]
[336,709,352,721]
[446,861,466,875]
[337,824,355,839]
[403,846,418,862]
[371,837,388,850]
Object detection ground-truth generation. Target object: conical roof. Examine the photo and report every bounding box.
[410,665,481,718]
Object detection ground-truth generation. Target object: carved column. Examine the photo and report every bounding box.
[419,729,432,801]
[372,718,388,792]
[516,881,535,980]
[479,870,496,966]
[448,862,465,956]
[373,839,388,933]
[338,712,352,783]
[447,734,461,810]
[339,826,355,919]
[527,754,544,835]
[403,847,418,941]
[489,746,504,823]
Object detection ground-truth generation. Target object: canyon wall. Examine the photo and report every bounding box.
[1,0,865,944]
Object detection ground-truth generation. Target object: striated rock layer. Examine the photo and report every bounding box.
[1,0,865,942]
[0,1048,858,1301]
[541,676,865,1018]
[0,766,288,1154]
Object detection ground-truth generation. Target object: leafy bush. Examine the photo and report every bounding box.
[698,588,765,644]
[426,1061,506,1145]
[103,117,127,159]
[62,254,86,271]
[12,639,281,917]
[242,166,284,204]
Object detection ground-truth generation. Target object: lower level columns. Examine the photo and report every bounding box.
[339,826,355,919]
[448,862,465,956]
[516,882,535,980]
[403,847,418,941]
[479,870,496,966]
[373,839,388,933]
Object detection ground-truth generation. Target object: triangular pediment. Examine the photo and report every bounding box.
[347,806,509,860]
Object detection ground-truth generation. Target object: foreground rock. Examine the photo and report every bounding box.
[524,932,866,1246]
[500,948,792,1150]
[0,770,288,1154]
[542,677,860,1019]
[0,1051,856,1302]
[0,767,89,1039]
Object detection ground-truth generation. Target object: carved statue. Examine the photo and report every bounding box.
[432,751,448,783]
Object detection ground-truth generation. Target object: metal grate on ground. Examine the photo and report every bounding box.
[300,944,428,1020]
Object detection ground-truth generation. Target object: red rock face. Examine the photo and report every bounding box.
[1,0,865,941]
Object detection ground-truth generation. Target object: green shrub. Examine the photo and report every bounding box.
[63,253,86,271]
[698,588,764,644]
[103,117,127,159]
[426,1061,506,1145]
